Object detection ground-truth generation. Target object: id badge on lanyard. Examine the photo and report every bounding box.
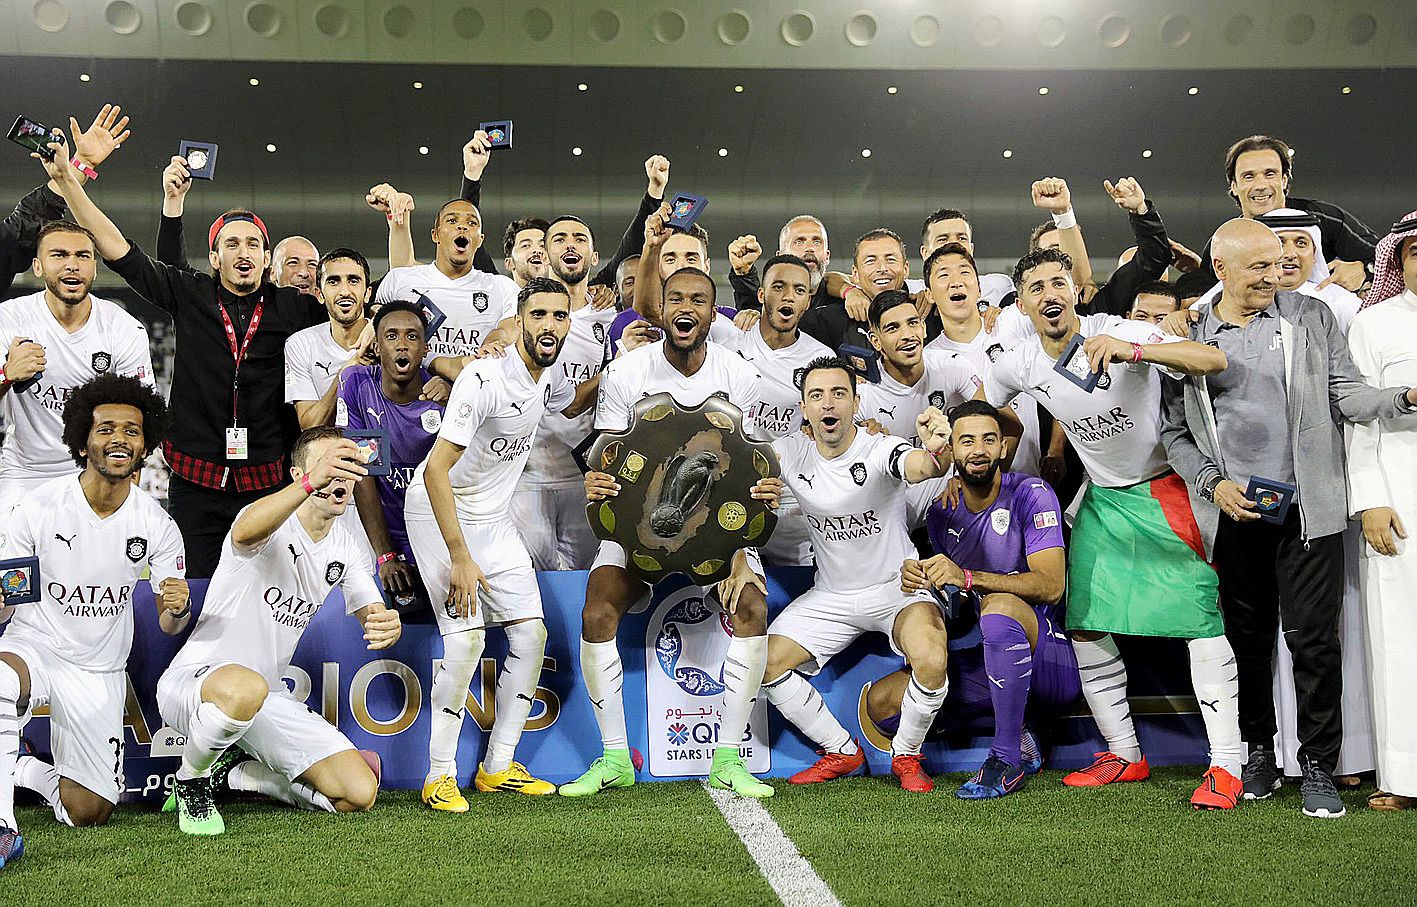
[219,291,265,461]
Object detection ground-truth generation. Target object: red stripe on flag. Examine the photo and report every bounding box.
[1149,472,1212,566]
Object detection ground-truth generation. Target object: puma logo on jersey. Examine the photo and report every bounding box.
[475,373,488,388]
[54,533,75,549]
[366,407,384,425]
[1200,699,1220,712]
[442,707,465,719]
[289,544,302,566]
[947,528,962,540]
[508,401,524,414]
[797,473,815,489]
[315,361,333,375]
[516,693,534,704]
[877,406,896,419]
[1034,383,1052,398]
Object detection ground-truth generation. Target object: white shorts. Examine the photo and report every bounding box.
[0,635,125,803]
[768,579,935,675]
[510,483,598,571]
[759,502,815,568]
[156,661,354,782]
[590,539,763,584]
[406,514,544,634]
[0,474,53,520]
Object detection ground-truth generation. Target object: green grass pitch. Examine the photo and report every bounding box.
[4,768,1415,905]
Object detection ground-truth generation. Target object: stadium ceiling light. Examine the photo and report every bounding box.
[249,77,260,86]
[577,82,588,91]
[861,148,872,158]
[572,146,583,156]
[718,148,728,157]
[1342,85,1352,94]
[1142,149,1153,158]
[1002,149,1013,158]
[1038,86,1049,95]
[418,146,429,155]
[734,84,744,93]
[265,143,277,152]
[887,85,898,94]
[1188,86,1199,95]
[79,73,91,82]
[412,81,423,89]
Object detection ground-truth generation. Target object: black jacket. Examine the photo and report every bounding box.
[1194,196,1381,287]
[1,185,67,297]
[1080,201,1175,316]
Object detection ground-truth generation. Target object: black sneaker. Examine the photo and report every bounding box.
[1241,745,1282,800]
[1300,758,1346,819]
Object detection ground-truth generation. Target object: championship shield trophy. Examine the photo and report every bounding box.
[586,393,778,585]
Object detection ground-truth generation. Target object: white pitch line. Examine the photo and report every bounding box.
[704,783,843,907]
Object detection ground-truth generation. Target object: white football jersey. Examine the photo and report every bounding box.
[857,349,983,440]
[167,509,380,691]
[0,476,183,672]
[774,430,915,594]
[717,326,834,439]
[408,352,576,524]
[0,292,153,482]
[927,307,1043,476]
[373,263,517,361]
[284,323,356,403]
[522,303,616,489]
[984,313,1181,488]
[595,340,763,437]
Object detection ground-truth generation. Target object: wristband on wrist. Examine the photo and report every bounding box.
[300,474,317,495]
[962,569,974,592]
[1050,208,1076,230]
[169,603,191,620]
[843,282,862,298]
[927,447,944,470]
[71,157,97,180]
[1131,342,1144,364]
[377,551,401,567]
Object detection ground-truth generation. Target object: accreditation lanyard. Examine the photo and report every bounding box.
[218,290,265,428]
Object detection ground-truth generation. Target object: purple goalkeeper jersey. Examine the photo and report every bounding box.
[926,472,1065,616]
[337,365,443,560]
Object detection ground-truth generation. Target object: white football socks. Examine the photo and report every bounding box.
[763,670,855,754]
[177,701,253,781]
[427,628,485,783]
[717,636,767,755]
[0,662,19,831]
[1188,634,1244,776]
[14,755,70,826]
[228,760,335,812]
[893,676,947,757]
[1073,633,1142,762]
[581,637,628,751]
[484,620,548,775]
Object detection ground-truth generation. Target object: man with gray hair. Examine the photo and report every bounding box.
[1162,217,1417,819]
[729,214,833,310]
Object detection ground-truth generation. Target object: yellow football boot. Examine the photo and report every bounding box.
[475,761,556,795]
[421,774,469,812]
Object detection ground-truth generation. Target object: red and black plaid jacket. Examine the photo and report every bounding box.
[163,441,286,492]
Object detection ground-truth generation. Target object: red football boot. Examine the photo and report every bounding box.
[891,753,935,793]
[1062,752,1151,787]
[790,744,866,784]
[1190,766,1242,810]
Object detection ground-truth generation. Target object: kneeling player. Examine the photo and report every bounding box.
[157,427,401,836]
[762,356,954,792]
[895,401,1078,799]
[0,376,188,868]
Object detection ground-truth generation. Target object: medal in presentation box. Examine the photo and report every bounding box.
[1246,476,1296,524]
[1053,333,1102,392]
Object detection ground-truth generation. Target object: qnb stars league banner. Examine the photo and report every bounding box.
[2,567,1213,803]
[643,577,769,778]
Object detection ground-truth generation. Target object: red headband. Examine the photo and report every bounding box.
[208,212,270,250]
[1361,210,1417,309]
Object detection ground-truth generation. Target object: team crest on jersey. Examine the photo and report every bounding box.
[1096,372,1112,390]
[92,351,112,373]
[593,322,606,344]
[793,367,807,390]
[850,462,867,486]
[991,510,1011,536]
[472,292,489,313]
[928,390,946,410]
[985,343,1004,362]
[125,536,148,562]
[325,561,345,585]
[421,409,442,433]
